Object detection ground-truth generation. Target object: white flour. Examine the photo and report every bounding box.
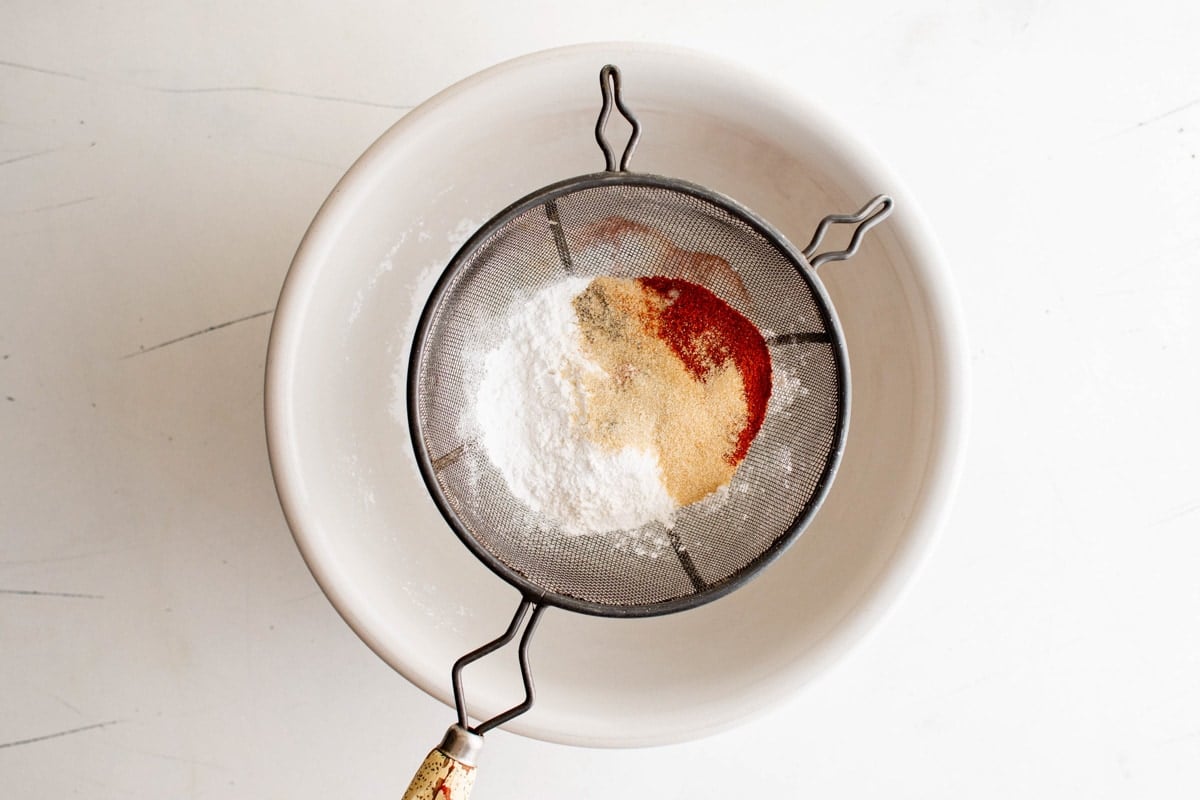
[472,278,677,534]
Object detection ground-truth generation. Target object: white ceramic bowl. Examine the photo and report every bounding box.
[265,43,968,747]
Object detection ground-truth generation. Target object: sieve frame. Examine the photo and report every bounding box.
[407,168,852,619]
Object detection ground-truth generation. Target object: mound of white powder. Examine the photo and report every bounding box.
[472,278,677,534]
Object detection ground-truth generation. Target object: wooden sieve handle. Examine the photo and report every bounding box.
[401,748,476,800]
[402,725,482,800]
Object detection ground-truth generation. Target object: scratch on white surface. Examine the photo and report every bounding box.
[0,148,61,168]
[0,545,140,567]
[1150,498,1200,527]
[0,588,104,599]
[131,747,229,770]
[278,589,322,605]
[148,84,414,111]
[14,196,96,214]
[1130,95,1200,129]
[122,309,274,358]
[1106,94,1200,138]
[51,694,84,716]
[0,59,86,81]
[1160,727,1200,745]
[252,148,344,171]
[0,720,121,750]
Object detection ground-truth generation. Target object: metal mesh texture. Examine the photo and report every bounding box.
[411,178,846,616]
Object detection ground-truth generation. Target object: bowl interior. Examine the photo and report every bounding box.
[266,43,966,747]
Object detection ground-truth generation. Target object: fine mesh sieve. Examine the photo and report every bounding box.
[401,65,892,799]
[413,178,848,614]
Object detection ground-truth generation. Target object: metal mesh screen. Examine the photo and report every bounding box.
[411,179,846,615]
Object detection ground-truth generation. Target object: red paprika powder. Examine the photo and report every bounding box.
[636,276,772,464]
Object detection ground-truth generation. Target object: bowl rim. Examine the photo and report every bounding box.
[264,40,970,747]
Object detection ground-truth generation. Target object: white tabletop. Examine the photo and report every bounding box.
[4,2,1199,797]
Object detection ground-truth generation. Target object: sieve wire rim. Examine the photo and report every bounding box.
[406,170,851,618]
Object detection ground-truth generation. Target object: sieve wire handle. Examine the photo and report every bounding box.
[401,600,545,800]
[452,598,545,734]
[802,194,895,269]
[596,64,641,172]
